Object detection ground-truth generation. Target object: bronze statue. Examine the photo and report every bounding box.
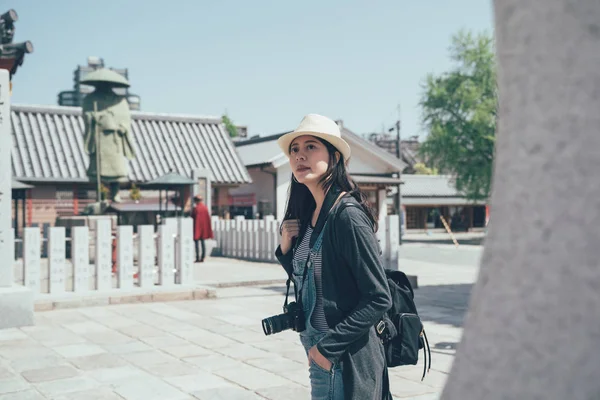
[81,68,135,202]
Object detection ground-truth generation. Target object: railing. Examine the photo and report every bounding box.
[211,214,401,268]
[11,218,195,297]
[211,216,280,262]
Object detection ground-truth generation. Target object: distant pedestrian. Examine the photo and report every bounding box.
[191,195,213,262]
[274,114,393,399]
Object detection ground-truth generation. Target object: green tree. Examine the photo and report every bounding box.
[100,183,110,201]
[413,162,438,175]
[419,30,497,201]
[222,114,238,138]
[129,183,141,201]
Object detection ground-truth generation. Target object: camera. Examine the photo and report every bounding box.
[261,301,305,336]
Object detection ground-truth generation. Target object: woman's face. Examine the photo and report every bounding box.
[289,135,331,185]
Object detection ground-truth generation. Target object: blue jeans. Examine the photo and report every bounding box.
[293,233,344,400]
[300,332,344,400]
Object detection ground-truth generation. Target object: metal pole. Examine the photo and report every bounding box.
[94,101,101,203]
[395,120,403,245]
[158,189,162,225]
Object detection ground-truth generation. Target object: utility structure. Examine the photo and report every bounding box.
[58,57,141,110]
[389,118,402,244]
[0,9,33,82]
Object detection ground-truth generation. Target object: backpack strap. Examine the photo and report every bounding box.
[335,200,432,380]
[421,329,431,381]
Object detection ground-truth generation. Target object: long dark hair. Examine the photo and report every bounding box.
[282,137,378,231]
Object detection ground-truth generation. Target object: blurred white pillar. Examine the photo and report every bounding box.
[442,1,600,399]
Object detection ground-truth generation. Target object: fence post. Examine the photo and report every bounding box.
[117,225,134,289]
[158,224,175,286]
[138,225,155,289]
[211,216,220,255]
[176,218,194,285]
[217,219,224,256]
[377,217,387,262]
[270,220,280,262]
[47,227,65,294]
[42,223,49,258]
[258,220,265,261]
[385,215,399,270]
[23,227,40,294]
[263,216,274,262]
[234,216,244,258]
[0,229,14,286]
[226,220,233,257]
[229,220,236,258]
[72,226,89,293]
[249,220,258,260]
[240,219,248,259]
[95,219,112,291]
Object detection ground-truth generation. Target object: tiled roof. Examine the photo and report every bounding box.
[401,174,461,197]
[401,175,489,205]
[234,135,286,167]
[11,179,33,190]
[10,104,251,185]
[352,174,402,185]
[141,172,196,187]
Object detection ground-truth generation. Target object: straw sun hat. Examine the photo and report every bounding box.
[277,114,351,161]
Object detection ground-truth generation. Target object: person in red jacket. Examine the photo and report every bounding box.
[191,195,213,262]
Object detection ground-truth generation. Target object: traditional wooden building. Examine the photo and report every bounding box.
[402,174,487,231]
[10,103,251,236]
[232,121,406,221]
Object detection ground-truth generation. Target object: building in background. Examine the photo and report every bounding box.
[57,56,141,110]
[233,120,406,222]
[401,175,487,231]
[10,104,251,236]
[365,132,423,174]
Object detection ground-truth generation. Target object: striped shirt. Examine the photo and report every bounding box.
[294,225,329,332]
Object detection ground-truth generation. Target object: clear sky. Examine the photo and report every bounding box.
[4,0,493,139]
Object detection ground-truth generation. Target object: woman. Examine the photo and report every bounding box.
[275,114,393,400]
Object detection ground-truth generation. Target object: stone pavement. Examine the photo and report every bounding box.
[0,244,481,399]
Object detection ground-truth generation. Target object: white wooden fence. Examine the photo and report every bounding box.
[211,214,401,268]
[13,218,195,297]
[10,214,400,300]
[211,215,280,262]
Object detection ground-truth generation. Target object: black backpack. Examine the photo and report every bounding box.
[334,203,431,380]
[377,269,431,380]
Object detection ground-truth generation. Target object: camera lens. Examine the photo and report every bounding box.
[261,313,294,336]
[262,318,273,336]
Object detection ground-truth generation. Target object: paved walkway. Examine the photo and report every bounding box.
[0,245,481,399]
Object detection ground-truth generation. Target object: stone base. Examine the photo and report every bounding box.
[0,285,34,329]
[34,285,217,312]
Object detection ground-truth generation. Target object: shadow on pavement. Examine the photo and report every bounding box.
[434,342,458,351]
[259,282,473,329]
[414,283,473,327]
[403,237,485,246]
[260,285,290,296]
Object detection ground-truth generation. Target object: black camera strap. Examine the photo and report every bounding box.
[283,278,292,309]
[295,221,328,313]
[283,237,313,311]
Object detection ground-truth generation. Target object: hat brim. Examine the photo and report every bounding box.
[82,80,130,88]
[277,130,351,161]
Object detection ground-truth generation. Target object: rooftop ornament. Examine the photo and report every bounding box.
[0,9,33,83]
